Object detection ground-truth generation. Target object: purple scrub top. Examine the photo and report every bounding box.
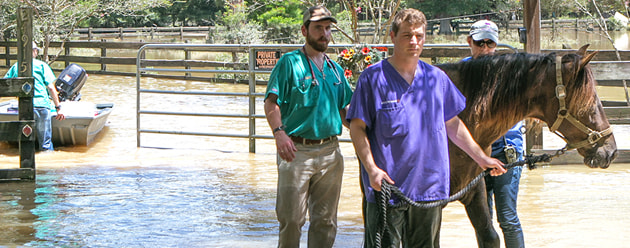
[347,59,466,203]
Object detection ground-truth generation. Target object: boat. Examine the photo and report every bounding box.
[0,63,113,146]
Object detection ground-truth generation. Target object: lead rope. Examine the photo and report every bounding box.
[373,152,557,248]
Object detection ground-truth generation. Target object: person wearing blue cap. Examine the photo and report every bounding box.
[463,20,526,248]
[3,42,65,151]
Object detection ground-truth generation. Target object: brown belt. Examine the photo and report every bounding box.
[290,136,335,145]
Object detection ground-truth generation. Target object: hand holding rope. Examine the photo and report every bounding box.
[373,152,555,248]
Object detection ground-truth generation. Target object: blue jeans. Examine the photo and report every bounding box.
[34,107,54,151]
[485,151,524,248]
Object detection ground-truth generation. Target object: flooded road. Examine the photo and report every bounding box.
[1,58,630,247]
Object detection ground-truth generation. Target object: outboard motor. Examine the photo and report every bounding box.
[56,63,87,101]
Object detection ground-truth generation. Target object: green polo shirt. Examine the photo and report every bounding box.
[4,59,57,110]
[265,49,353,140]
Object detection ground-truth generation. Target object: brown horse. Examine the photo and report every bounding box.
[436,45,618,247]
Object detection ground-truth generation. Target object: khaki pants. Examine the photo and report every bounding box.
[276,139,344,248]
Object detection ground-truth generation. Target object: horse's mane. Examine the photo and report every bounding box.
[457,52,597,125]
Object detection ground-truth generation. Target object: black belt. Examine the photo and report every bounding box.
[290,136,335,145]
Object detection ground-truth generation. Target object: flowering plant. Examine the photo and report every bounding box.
[336,44,385,88]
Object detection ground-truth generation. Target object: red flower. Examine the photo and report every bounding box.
[344,69,353,78]
[361,46,370,55]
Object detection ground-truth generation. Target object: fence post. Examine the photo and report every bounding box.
[184,40,191,78]
[248,47,256,153]
[64,41,70,68]
[17,7,36,179]
[88,27,93,41]
[4,37,9,66]
[207,26,214,44]
[575,19,579,31]
[101,39,107,72]
[119,27,124,40]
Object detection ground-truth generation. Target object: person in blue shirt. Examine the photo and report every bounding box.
[463,20,526,248]
[4,42,65,151]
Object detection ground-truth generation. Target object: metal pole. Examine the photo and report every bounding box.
[248,47,256,153]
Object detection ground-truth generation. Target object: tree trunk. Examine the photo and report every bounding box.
[438,19,453,35]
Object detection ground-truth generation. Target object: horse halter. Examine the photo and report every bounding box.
[548,55,613,150]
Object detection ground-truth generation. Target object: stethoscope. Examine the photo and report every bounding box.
[302,46,342,87]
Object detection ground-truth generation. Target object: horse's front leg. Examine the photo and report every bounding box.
[460,181,501,248]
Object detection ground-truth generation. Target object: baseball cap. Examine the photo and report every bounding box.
[469,20,499,43]
[32,41,42,52]
[303,5,337,25]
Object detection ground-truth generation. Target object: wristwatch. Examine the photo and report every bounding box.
[55,105,61,111]
[273,125,286,134]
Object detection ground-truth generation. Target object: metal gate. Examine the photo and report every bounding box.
[135,43,517,153]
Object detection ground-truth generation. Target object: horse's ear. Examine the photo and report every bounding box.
[577,44,590,56]
[580,51,598,70]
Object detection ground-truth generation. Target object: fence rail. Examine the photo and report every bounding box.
[3,40,629,84]
[53,18,602,40]
[134,44,514,152]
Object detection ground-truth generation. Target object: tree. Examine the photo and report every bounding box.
[248,0,304,44]
[1,0,169,62]
[150,0,224,27]
[214,1,266,45]
[335,0,403,43]
[409,0,520,34]
[0,1,22,40]
[574,0,630,105]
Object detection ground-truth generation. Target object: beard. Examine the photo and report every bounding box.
[306,32,329,52]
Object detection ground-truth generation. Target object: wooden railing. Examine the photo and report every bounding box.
[62,26,214,41]
[2,40,629,84]
[54,18,601,40]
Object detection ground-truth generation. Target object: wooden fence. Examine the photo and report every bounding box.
[1,40,628,163]
[53,18,603,41]
[63,26,214,41]
[1,40,629,83]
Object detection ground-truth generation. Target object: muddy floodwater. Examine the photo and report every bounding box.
[1,41,630,248]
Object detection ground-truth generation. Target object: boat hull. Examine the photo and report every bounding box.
[0,101,113,146]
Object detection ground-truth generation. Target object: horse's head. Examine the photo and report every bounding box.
[439,47,617,168]
[538,45,617,168]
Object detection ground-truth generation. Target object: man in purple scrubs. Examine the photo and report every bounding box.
[347,9,506,247]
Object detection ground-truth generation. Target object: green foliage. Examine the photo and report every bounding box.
[213,2,266,44]
[151,0,224,27]
[0,0,169,47]
[0,0,20,39]
[409,0,496,18]
[249,0,304,44]
[333,10,355,44]
[606,17,628,31]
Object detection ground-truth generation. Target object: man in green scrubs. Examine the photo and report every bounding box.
[264,5,353,248]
